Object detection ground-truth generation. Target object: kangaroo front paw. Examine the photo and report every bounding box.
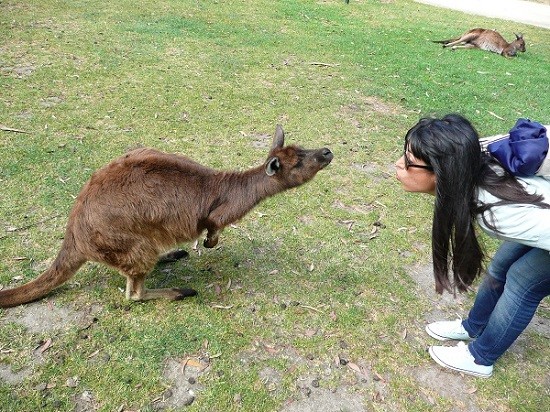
[203,237,218,248]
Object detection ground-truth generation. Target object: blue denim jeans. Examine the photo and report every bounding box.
[461,242,550,366]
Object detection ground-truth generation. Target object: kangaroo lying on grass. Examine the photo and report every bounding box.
[433,28,525,57]
[0,125,333,308]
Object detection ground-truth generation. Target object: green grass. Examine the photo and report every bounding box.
[1,0,549,411]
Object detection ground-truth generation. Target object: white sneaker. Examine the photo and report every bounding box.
[425,319,471,341]
[429,342,493,378]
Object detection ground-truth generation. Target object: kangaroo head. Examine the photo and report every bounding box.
[265,125,333,188]
[514,33,526,52]
[503,33,525,57]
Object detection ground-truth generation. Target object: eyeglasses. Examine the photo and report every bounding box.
[403,147,433,171]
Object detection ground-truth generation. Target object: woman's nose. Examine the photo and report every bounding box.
[395,155,405,169]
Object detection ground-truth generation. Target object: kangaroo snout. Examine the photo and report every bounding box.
[321,148,334,163]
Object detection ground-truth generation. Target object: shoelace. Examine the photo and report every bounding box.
[455,341,474,359]
[449,318,466,334]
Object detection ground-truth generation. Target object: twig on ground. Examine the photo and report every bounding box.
[488,111,505,121]
[299,304,325,314]
[1,125,30,134]
[308,62,340,67]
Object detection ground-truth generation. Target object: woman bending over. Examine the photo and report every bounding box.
[395,114,550,378]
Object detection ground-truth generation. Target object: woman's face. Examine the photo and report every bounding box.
[395,148,436,195]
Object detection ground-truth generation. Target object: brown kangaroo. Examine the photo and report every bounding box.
[0,125,333,308]
[433,28,525,57]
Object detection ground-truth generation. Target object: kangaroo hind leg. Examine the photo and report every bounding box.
[124,270,197,302]
[443,39,466,48]
[451,44,476,51]
[444,33,479,48]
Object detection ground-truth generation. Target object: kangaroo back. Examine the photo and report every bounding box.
[0,229,86,308]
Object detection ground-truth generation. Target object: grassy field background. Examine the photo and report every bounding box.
[1,0,549,411]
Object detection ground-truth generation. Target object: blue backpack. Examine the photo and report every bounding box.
[480,118,549,177]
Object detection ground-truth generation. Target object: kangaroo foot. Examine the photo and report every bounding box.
[144,287,196,300]
[157,249,189,264]
[130,287,197,301]
[172,288,198,300]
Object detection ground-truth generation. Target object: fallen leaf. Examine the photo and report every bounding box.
[401,328,407,339]
[373,390,384,402]
[309,61,340,67]
[183,358,202,369]
[181,357,209,372]
[347,362,361,374]
[37,338,53,354]
[211,304,233,310]
[465,386,477,394]
[373,371,386,383]
[488,111,505,121]
[263,342,278,354]
[299,304,324,314]
[340,220,355,231]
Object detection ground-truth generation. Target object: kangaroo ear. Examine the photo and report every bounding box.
[271,125,285,150]
[265,157,280,176]
[515,32,523,39]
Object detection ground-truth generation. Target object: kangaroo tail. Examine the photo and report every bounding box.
[0,234,86,308]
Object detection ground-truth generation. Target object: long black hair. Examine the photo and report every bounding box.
[405,114,549,294]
